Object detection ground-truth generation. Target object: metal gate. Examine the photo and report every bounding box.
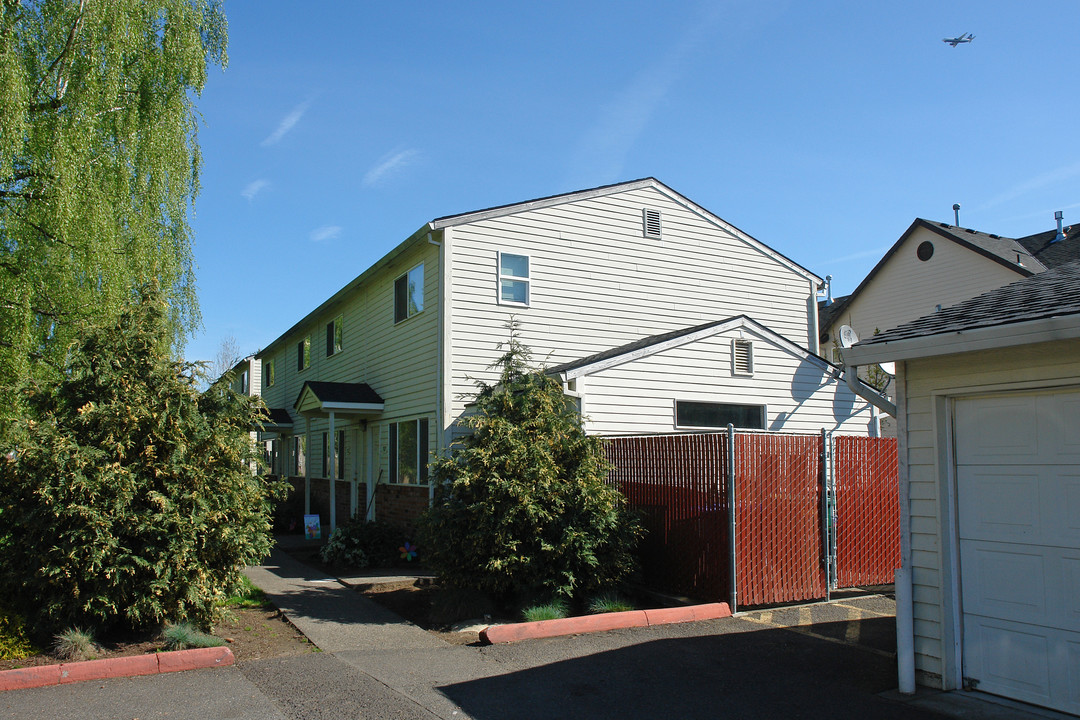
[604,429,899,609]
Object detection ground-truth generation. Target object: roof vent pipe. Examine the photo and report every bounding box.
[824,274,833,306]
[952,203,960,226]
[1053,210,1065,243]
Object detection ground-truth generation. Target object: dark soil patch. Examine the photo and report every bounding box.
[0,607,316,672]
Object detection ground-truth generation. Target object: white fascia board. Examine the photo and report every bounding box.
[320,402,385,412]
[563,316,838,380]
[429,179,658,229]
[842,315,1080,365]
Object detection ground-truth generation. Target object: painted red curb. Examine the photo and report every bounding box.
[480,602,732,644]
[0,646,235,693]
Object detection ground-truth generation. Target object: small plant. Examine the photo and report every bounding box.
[319,517,405,568]
[588,592,635,614]
[522,600,569,623]
[223,575,270,609]
[52,628,99,661]
[0,608,38,661]
[162,622,226,651]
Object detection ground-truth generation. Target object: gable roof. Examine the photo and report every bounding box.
[1016,222,1080,270]
[260,179,821,357]
[819,218,1041,340]
[546,314,841,380]
[294,381,385,414]
[843,259,1080,363]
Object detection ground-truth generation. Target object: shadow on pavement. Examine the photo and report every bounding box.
[438,624,951,720]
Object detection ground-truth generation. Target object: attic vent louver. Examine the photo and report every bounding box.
[733,339,753,375]
[643,208,662,239]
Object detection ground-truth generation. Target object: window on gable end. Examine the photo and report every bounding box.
[733,339,753,375]
[643,208,662,239]
[498,252,530,306]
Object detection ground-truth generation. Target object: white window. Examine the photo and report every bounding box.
[675,400,765,430]
[498,252,530,306]
[389,418,430,484]
[394,264,424,323]
[732,339,754,375]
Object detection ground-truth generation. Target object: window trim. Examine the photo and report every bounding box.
[394,263,425,324]
[388,417,430,485]
[673,399,767,431]
[497,251,531,307]
[326,315,343,357]
[263,358,275,388]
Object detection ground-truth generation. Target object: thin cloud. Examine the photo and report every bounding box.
[566,6,724,185]
[975,160,1080,211]
[363,149,421,188]
[262,100,311,146]
[309,225,341,242]
[820,244,893,265]
[241,178,270,201]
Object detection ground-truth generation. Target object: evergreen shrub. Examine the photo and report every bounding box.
[0,290,286,635]
[421,323,643,604]
[319,517,405,568]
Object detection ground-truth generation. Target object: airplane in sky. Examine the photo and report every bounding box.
[943,32,975,47]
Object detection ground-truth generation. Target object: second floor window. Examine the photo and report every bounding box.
[394,263,424,323]
[264,358,275,388]
[326,315,343,356]
[297,336,310,372]
[498,252,530,305]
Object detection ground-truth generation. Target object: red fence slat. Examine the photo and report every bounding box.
[833,436,900,588]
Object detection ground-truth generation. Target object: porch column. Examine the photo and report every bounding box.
[304,418,311,516]
[328,411,337,532]
[349,426,359,518]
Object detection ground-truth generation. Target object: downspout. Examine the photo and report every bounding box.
[844,365,897,417]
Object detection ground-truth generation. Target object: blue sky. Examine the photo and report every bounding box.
[187,0,1080,363]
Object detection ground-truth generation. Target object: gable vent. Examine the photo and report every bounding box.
[643,208,662,239]
[733,339,753,375]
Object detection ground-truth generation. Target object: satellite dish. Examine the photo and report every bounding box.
[879,361,896,376]
[837,325,859,349]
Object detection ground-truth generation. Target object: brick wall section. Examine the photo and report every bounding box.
[283,476,366,530]
[374,484,429,535]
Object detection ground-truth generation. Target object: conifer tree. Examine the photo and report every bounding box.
[423,323,642,604]
[0,288,283,634]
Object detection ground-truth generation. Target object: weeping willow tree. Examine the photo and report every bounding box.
[0,0,227,438]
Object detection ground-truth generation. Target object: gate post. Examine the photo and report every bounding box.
[727,424,737,615]
[821,429,838,597]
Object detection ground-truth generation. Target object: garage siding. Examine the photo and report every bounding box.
[900,337,1080,687]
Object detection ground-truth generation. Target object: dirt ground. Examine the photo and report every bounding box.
[0,606,317,672]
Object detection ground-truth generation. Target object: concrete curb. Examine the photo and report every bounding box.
[480,602,731,644]
[0,646,235,692]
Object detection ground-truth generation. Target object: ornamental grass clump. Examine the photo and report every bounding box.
[522,599,569,623]
[421,321,643,606]
[162,622,226,651]
[52,628,99,661]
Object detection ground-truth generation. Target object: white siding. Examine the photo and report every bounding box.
[899,338,1080,686]
[447,185,816,417]
[577,329,874,436]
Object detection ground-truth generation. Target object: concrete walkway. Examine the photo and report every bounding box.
[244,549,444,653]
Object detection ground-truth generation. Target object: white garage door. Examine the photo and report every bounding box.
[955,389,1080,714]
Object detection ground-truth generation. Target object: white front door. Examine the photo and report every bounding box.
[954,389,1080,714]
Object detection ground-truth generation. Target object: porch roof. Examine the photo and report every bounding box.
[294,381,385,418]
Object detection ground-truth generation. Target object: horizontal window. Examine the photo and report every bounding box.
[675,401,765,430]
